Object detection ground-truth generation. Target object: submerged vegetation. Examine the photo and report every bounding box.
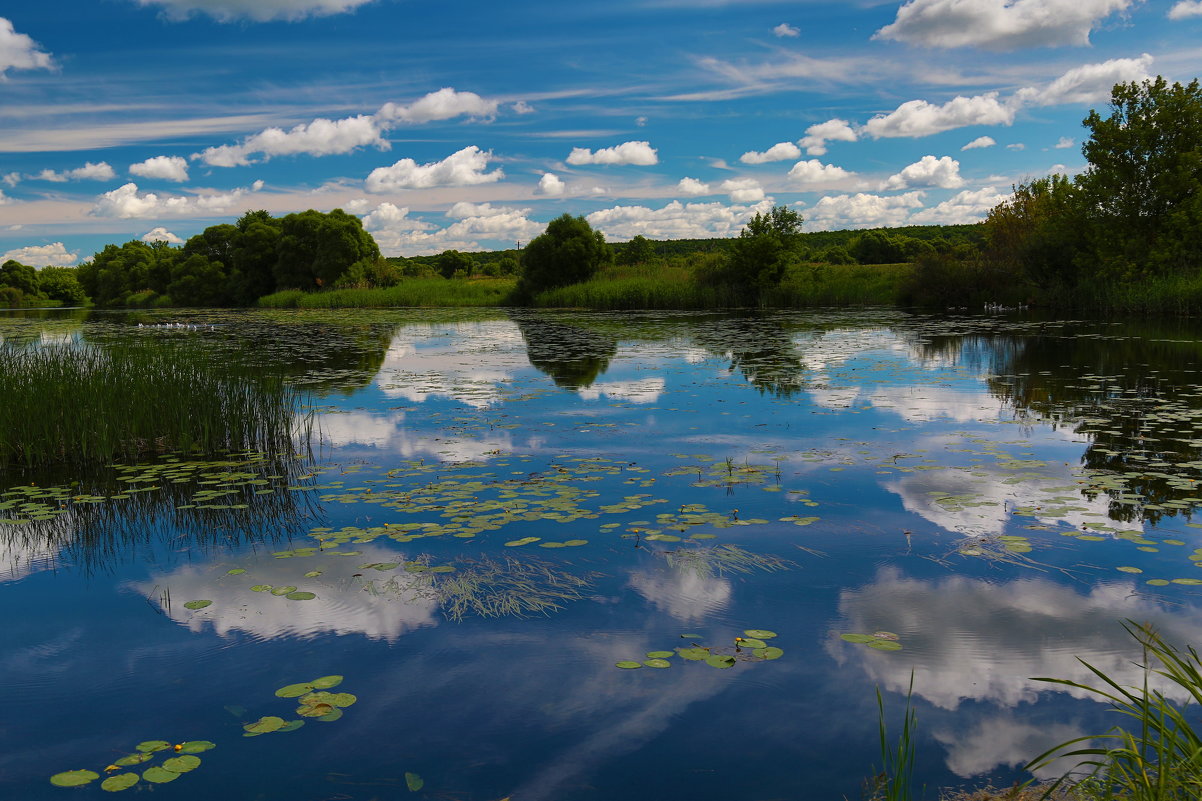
[0,342,308,469]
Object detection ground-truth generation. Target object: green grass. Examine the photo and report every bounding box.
[257,278,516,308]
[867,675,921,801]
[0,342,308,469]
[1026,621,1202,800]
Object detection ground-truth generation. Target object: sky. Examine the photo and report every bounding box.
[0,0,1200,265]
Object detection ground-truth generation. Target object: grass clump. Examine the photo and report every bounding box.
[1027,621,1202,800]
[865,675,920,801]
[0,343,307,469]
[257,278,515,308]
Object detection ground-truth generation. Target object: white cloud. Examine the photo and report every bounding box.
[446,201,528,219]
[807,191,926,230]
[1016,53,1153,106]
[89,180,263,219]
[536,172,566,196]
[2,172,18,187]
[740,142,802,164]
[566,141,658,166]
[1,242,77,267]
[376,87,499,124]
[874,0,1133,51]
[787,159,854,185]
[512,100,535,115]
[0,188,10,205]
[364,146,503,193]
[1169,1,1202,18]
[197,114,386,167]
[865,93,1014,138]
[362,201,541,256]
[799,118,858,156]
[130,155,190,182]
[882,155,964,190]
[1007,142,1026,150]
[131,0,377,22]
[909,186,1010,224]
[141,227,184,244]
[34,162,116,182]
[586,198,773,240]
[677,177,711,195]
[773,22,800,37]
[719,177,765,202]
[961,136,996,151]
[0,17,53,78]
[1054,136,1075,149]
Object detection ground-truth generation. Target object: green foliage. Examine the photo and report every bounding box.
[984,174,1084,290]
[617,234,656,265]
[274,208,380,291]
[852,231,907,265]
[77,240,177,307]
[257,278,516,308]
[868,675,919,801]
[0,286,28,307]
[37,267,87,305]
[1027,622,1202,801]
[721,205,804,297]
[517,214,612,300]
[1,259,40,296]
[436,249,473,279]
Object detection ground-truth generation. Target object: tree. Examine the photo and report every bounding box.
[725,205,804,295]
[38,267,87,305]
[1078,77,1202,276]
[850,231,905,264]
[618,234,655,265]
[274,209,380,290]
[984,173,1083,289]
[0,260,40,297]
[76,240,177,306]
[437,249,472,279]
[517,214,612,299]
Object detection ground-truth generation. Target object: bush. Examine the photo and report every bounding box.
[516,214,612,300]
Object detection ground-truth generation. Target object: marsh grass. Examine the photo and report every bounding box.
[0,342,308,469]
[663,543,793,578]
[866,675,921,801]
[1026,622,1202,800]
[257,278,516,308]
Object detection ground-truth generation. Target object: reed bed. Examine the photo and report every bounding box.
[257,278,516,308]
[0,342,307,469]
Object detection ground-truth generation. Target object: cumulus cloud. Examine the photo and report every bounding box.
[536,172,565,196]
[787,159,854,185]
[566,141,658,166]
[677,177,711,195]
[740,142,802,164]
[1169,1,1202,18]
[376,87,499,124]
[882,155,964,190]
[909,186,1010,224]
[585,198,773,240]
[512,100,535,115]
[1015,53,1153,106]
[0,188,10,205]
[446,201,528,219]
[773,22,800,37]
[719,178,765,202]
[1054,136,1075,149]
[865,93,1015,138]
[364,146,502,193]
[89,180,263,218]
[0,17,53,78]
[130,0,377,22]
[799,118,858,156]
[362,201,542,256]
[34,162,115,182]
[196,114,386,167]
[961,136,996,151]
[874,0,1133,51]
[141,227,184,244]
[130,155,190,182]
[2,172,18,187]
[807,191,926,230]
[1,242,77,267]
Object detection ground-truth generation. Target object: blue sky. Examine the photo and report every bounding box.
[1,0,1200,265]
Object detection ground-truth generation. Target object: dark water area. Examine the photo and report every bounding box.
[4,307,1202,800]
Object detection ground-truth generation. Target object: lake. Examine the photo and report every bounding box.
[4,306,1202,800]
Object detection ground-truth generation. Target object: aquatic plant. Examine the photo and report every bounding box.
[866,675,920,801]
[1026,621,1202,801]
[49,739,215,791]
[0,342,310,469]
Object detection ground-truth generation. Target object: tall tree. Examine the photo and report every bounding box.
[517,214,612,299]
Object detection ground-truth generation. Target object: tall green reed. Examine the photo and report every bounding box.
[868,674,921,801]
[1027,621,1202,801]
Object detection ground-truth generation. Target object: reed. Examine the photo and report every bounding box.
[867,675,921,801]
[1026,621,1202,801]
[0,342,308,469]
[257,278,516,308]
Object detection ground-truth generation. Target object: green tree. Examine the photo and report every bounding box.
[0,260,40,297]
[1078,77,1202,277]
[517,214,612,299]
[618,234,655,265]
[38,267,87,305]
[274,209,380,290]
[724,205,804,295]
[851,231,906,264]
[76,240,177,306]
[437,249,472,279]
[984,173,1083,290]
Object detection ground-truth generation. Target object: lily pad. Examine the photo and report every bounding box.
[113,753,151,767]
[840,633,876,644]
[615,661,643,669]
[754,646,784,660]
[315,708,344,722]
[244,715,286,733]
[226,568,246,575]
[405,772,424,792]
[329,692,357,707]
[100,773,139,792]
[250,584,272,592]
[136,741,170,753]
[738,637,767,649]
[183,600,212,610]
[743,629,777,639]
[644,658,672,668]
[867,640,903,651]
[271,585,298,596]
[285,591,316,600]
[680,633,703,640]
[310,675,343,689]
[706,654,736,669]
[677,647,709,661]
[142,767,180,784]
[299,703,336,718]
[50,770,99,787]
[275,683,314,698]
[646,651,674,659]
[162,756,201,773]
[504,537,540,547]
[178,741,216,753]
[278,720,306,732]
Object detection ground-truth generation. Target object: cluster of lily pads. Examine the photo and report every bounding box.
[50,739,215,791]
[840,631,903,651]
[616,629,783,670]
[243,675,356,736]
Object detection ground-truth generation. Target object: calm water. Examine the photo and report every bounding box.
[4,307,1202,800]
